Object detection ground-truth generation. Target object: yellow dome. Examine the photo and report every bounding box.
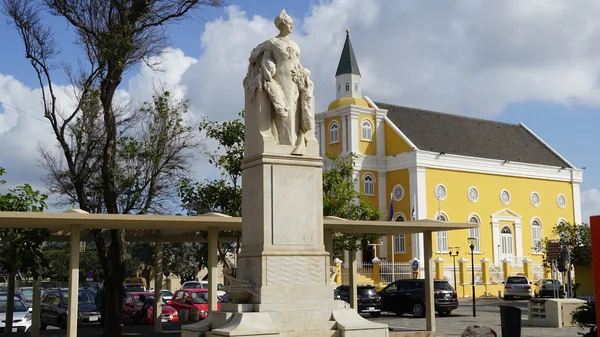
[327,97,371,110]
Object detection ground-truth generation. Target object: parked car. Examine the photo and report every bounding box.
[181,281,227,301]
[503,275,532,300]
[533,278,564,298]
[125,283,147,293]
[121,292,178,325]
[0,295,32,332]
[334,285,381,317]
[161,290,173,302]
[169,289,220,319]
[378,279,458,317]
[15,287,46,308]
[40,288,100,330]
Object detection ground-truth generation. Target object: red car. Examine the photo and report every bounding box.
[169,289,220,319]
[121,292,179,325]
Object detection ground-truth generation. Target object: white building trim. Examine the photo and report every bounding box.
[409,166,426,263]
[519,123,575,168]
[383,116,419,150]
[349,112,359,154]
[490,208,523,266]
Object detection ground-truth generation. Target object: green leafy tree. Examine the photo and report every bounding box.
[42,242,103,282]
[0,168,50,278]
[322,154,382,253]
[179,113,245,269]
[541,221,592,267]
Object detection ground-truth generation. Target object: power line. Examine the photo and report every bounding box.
[0,101,48,123]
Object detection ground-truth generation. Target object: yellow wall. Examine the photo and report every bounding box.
[425,168,575,267]
[358,114,377,156]
[575,264,595,295]
[324,116,342,156]
[385,169,412,261]
[384,122,412,156]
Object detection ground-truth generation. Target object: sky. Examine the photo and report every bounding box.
[1,0,600,221]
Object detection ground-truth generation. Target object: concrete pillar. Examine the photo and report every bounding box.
[435,257,444,280]
[522,257,532,281]
[334,258,342,285]
[480,258,490,284]
[6,270,15,335]
[544,266,552,279]
[502,258,511,282]
[372,258,381,287]
[153,240,164,333]
[348,251,358,309]
[31,276,42,337]
[67,225,81,337]
[458,257,468,298]
[423,231,435,333]
[208,228,219,312]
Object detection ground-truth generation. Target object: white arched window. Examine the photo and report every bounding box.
[468,215,481,252]
[329,121,339,144]
[363,174,375,196]
[531,218,542,253]
[394,213,406,253]
[345,82,350,91]
[354,83,358,91]
[501,226,514,261]
[361,120,373,141]
[436,213,449,253]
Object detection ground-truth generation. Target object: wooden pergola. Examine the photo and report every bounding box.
[0,210,477,337]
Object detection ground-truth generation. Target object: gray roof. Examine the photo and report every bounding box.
[378,102,572,168]
[335,31,361,76]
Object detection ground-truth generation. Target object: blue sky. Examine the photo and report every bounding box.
[1,0,599,220]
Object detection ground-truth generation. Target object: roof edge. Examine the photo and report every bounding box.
[519,123,575,168]
[383,116,419,151]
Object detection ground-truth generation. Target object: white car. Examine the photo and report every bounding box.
[181,281,227,299]
[0,296,32,332]
[162,289,173,302]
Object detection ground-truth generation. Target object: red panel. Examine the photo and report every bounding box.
[590,216,600,328]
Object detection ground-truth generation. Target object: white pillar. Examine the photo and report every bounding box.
[208,228,219,312]
[423,231,435,332]
[349,112,359,153]
[491,219,500,266]
[31,276,41,337]
[348,251,357,309]
[153,240,163,333]
[319,121,326,156]
[409,166,427,262]
[6,270,15,335]
[67,225,81,337]
[341,115,348,154]
[515,221,523,265]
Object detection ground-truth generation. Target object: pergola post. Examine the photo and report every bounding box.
[208,228,218,312]
[67,225,81,337]
[153,240,163,333]
[31,275,42,337]
[6,269,15,335]
[423,231,435,332]
[348,250,357,310]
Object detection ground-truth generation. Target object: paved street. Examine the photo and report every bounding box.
[369,299,588,337]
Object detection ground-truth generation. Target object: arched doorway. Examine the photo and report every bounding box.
[500,226,514,262]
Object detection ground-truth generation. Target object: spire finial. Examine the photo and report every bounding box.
[346,29,350,36]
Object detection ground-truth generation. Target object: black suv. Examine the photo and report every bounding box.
[378,279,458,317]
[334,285,382,317]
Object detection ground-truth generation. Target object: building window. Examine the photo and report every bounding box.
[558,218,568,227]
[345,82,350,91]
[468,215,481,252]
[394,214,406,253]
[530,192,540,207]
[500,189,511,205]
[435,184,447,200]
[363,174,375,196]
[329,121,339,144]
[337,84,341,92]
[436,213,448,253]
[354,83,358,91]
[467,186,479,203]
[361,120,373,141]
[392,184,405,201]
[557,194,567,208]
[531,218,542,253]
[500,226,514,260]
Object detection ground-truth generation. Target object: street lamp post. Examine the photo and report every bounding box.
[448,247,460,291]
[467,237,477,318]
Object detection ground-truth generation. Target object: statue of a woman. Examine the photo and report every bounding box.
[243,9,316,156]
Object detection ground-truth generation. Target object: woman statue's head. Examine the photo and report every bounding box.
[274,9,293,36]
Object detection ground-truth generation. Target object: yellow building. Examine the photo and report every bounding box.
[317,31,583,295]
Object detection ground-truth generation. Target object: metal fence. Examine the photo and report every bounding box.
[379,262,411,285]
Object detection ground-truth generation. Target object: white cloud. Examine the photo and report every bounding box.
[581,189,600,224]
[3,0,600,206]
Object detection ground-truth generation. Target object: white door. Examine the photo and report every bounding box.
[500,226,514,263]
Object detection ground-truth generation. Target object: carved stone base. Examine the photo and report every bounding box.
[181,303,390,337]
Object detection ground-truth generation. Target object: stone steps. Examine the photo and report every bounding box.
[274,320,337,332]
[269,309,334,323]
[279,330,340,337]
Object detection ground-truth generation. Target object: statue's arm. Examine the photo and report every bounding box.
[261,49,276,81]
